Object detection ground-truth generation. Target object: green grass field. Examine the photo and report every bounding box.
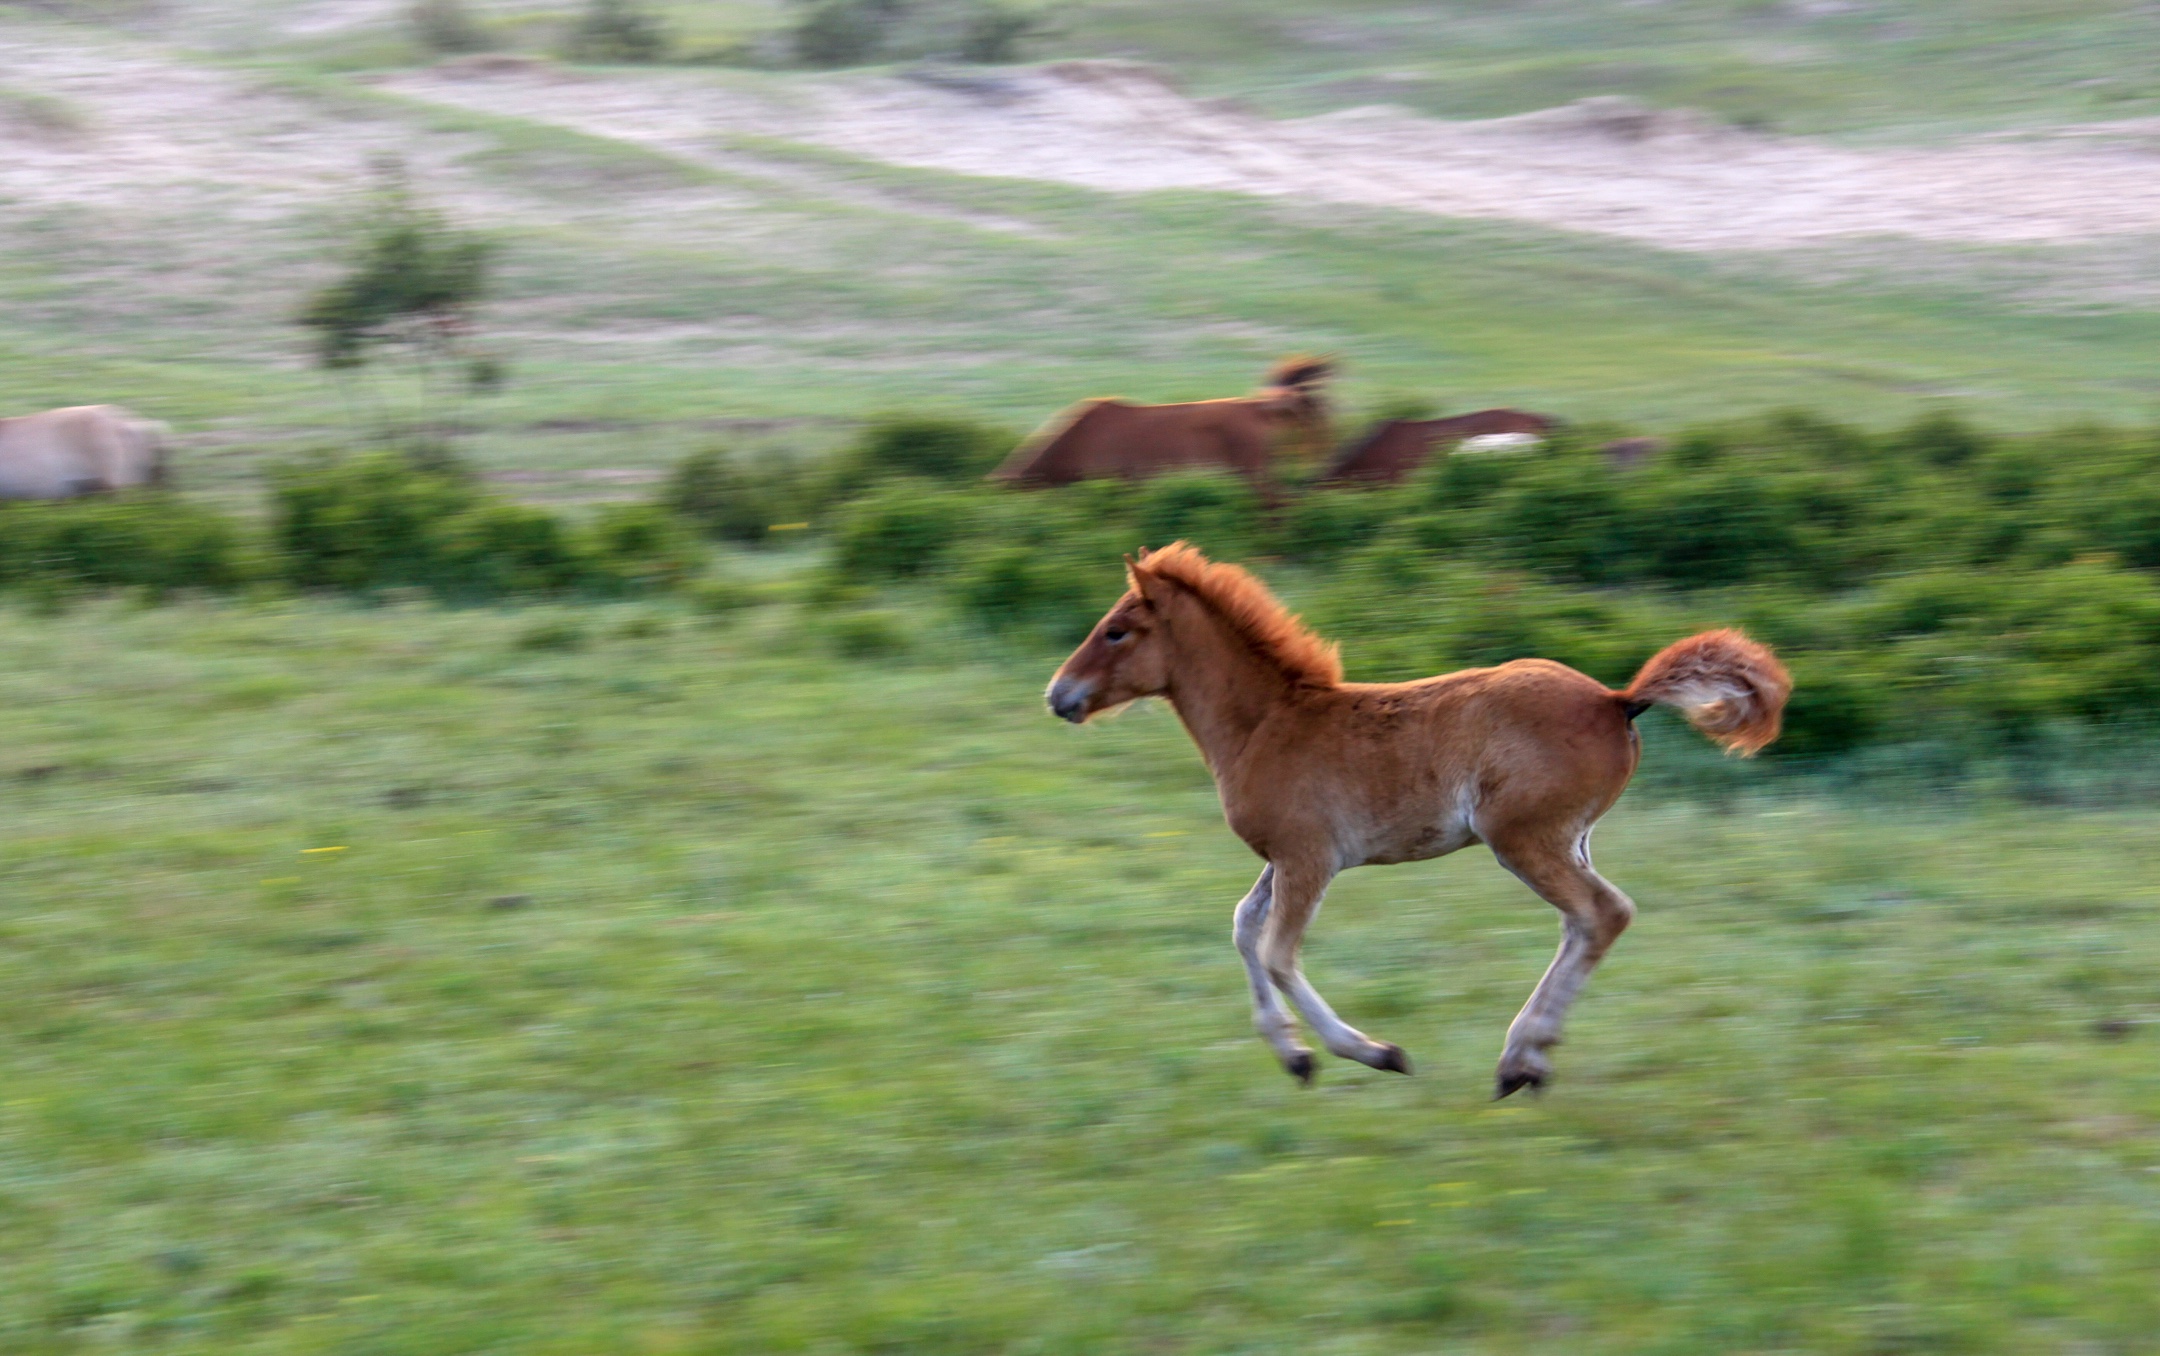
[3,591,2157,1353]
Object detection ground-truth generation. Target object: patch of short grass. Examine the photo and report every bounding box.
[1,595,2157,1352]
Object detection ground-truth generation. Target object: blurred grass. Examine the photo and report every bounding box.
[2,592,2156,1352]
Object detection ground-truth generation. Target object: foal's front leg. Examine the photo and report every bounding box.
[1232,865,1315,1082]
[1256,863,1412,1080]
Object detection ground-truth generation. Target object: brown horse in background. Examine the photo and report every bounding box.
[1322,408,1557,484]
[989,357,1333,490]
[1046,543,1789,1095]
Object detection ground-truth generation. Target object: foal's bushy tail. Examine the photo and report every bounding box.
[1619,629,1791,756]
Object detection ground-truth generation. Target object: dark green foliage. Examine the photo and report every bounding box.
[830,481,982,580]
[582,503,702,591]
[1275,486,1403,564]
[430,501,591,596]
[667,448,778,545]
[797,409,2160,767]
[833,415,1012,490]
[271,452,701,599]
[957,4,1040,62]
[0,496,249,595]
[791,0,899,66]
[1132,470,1261,562]
[1892,411,1989,468]
[666,446,818,545]
[299,167,493,372]
[821,607,909,657]
[408,0,490,54]
[271,452,477,593]
[566,0,670,62]
[951,542,1110,643]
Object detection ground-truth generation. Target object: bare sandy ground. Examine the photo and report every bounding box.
[383,58,2160,253]
[9,33,2160,256]
[0,36,473,214]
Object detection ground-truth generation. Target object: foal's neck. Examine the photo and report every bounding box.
[1163,600,1298,776]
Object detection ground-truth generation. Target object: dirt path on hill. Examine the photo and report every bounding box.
[385,57,2160,253]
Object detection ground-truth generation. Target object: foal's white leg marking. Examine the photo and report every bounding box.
[1233,866,1312,1075]
[1279,968,1405,1070]
[1259,870,1411,1074]
[1492,830,1635,1095]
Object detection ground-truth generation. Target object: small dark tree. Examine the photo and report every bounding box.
[791,0,905,67]
[957,3,1039,63]
[300,160,499,458]
[409,0,490,54]
[566,0,671,62]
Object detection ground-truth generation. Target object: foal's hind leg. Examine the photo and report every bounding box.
[1232,866,1316,1081]
[1257,863,1412,1079]
[1486,828,1635,1099]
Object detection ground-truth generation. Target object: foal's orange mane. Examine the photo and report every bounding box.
[1132,542,1343,689]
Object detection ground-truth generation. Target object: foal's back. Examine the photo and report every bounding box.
[1226,658,1638,868]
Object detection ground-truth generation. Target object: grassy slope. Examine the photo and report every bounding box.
[6,5,2160,455]
[2,594,2156,1353]
[6,114,2160,459]
[267,0,2160,137]
[1047,0,2160,135]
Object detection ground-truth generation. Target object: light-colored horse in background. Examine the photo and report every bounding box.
[1046,542,1790,1096]
[0,405,169,500]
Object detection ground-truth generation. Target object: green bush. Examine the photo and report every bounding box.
[1133,471,1261,562]
[957,4,1039,63]
[408,0,490,53]
[820,608,909,658]
[951,542,1109,643]
[0,495,249,595]
[271,452,478,593]
[566,0,669,62]
[830,481,986,581]
[271,451,697,599]
[583,504,702,592]
[432,502,590,596]
[832,416,1012,491]
[791,0,894,66]
[665,447,810,545]
[1275,487,1404,564]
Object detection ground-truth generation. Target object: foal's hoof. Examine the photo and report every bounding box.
[1372,1043,1413,1075]
[1284,1051,1317,1085]
[1493,1069,1546,1100]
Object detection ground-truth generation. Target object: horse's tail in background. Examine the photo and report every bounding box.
[1617,629,1791,756]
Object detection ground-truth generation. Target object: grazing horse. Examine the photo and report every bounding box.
[1321,408,1556,484]
[1046,542,1789,1095]
[989,357,1333,490]
[0,405,169,499]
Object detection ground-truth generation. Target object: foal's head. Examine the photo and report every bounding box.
[1046,543,1342,723]
[1045,553,1176,723]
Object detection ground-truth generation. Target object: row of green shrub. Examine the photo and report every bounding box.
[0,452,698,601]
[16,406,2160,768]
[745,409,2160,763]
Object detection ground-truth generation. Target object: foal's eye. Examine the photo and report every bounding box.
[1104,627,1130,644]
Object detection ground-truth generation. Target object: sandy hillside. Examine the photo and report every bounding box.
[379,58,2160,253]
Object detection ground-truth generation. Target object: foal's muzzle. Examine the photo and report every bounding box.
[1047,676,1091,724]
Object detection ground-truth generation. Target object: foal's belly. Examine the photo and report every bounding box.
[1356,811,1481,867]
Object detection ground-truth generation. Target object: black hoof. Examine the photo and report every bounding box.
[1285,1051,1317,1085]
[1493,1070,1546,1100]
[1374,1043,1413,1075]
